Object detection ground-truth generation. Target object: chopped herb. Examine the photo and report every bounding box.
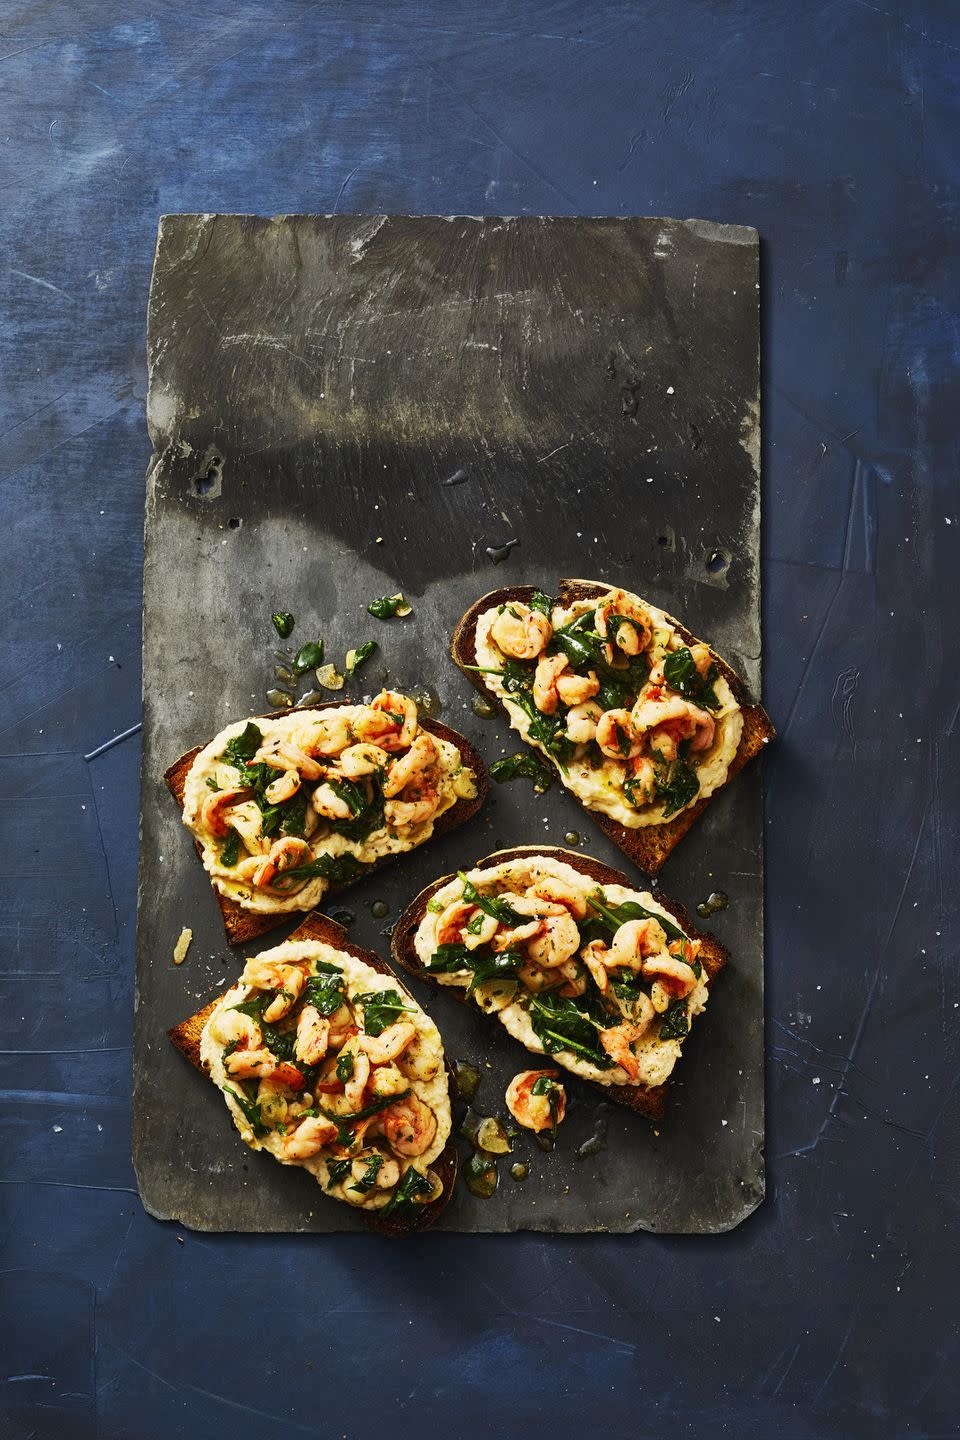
[205,776,220,792]
[346,640,377,675]
[350,1153,384,1193]
[490,751,555,792]
[367,593,411,620]
[663,647,721,710]
[379,1165,435,1218]
[219,832,241,867]
[271,612,295,639]
[294,640,324,674]
[659,997,691,1041]
[336,1051,355,1083]
[356,989,416,1036]
[465,912,486,936]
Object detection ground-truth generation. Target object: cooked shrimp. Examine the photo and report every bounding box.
[566,699,603,744]
[595,590,653,660]
[384,778,439,829]
[595,709,643,759]
[533,654,569,715]
[436,901,498,949]
[490,893,562,951]
[263,770,301,805]
[327,1005,358,1052]
[339,742,390,778]
[379,1096,437,1157]
[631,692,715,760]
[242,956,306,1023]
[557,959,587,998]
[300,714,353,757]
[606,918,669,972]
[517,958,562,992]
[341,1045,372,1108]
[225,1049,304,1089]
[248,836,311,890]
[598,1022,644,1081]
[295,1004,330,1066]
[490,603,552,660]
[556,667,600,707]
[209,1006,262,1050]
[505,1069,567,1133]
[526,875,589,920]
[382,733,438,798]
[526,911,581,969]
[623,992,656,1032]
[349,1151,400,1190]
[641,951,698,998]
[689,643,713,678]
[357,1021,417,1065]
[625,754,657,805]
[354,691,418,752]
[256,739,325,781]
[581,938,611,992]
[311,782,354,820]
[367,1063,409,1098]
[199,787,249,837]
[282,1114,339,1160]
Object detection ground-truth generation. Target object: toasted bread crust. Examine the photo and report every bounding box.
[390,846,729,1122]
[164,704,489,946]
[166,910,458,1236]
[450,580,775,875]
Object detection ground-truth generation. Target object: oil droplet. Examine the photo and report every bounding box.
[371,900,389,919]
[564,831,580,846]
[410,685,443,717]
[510,1162,529,1181]
[472,694,495,718]
[574,1110,609,1160]
[486,539,519,564]
[327,906,355,928]
[266,688,294,708]
[696,891,730,918]
[298,689,324,707]
[274,665,296,685]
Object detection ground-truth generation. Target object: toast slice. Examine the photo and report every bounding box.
[168,909,458,1236]
[165,703,489,946]
[390,845,728,1122]
[451,579,774,875]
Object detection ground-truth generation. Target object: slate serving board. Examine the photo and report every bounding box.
[134,213,764,1234]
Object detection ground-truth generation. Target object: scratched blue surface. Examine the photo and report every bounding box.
[1,3,957,1436]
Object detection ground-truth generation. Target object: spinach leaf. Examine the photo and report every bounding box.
[325,1157,352,1189]
[423,943,474,974]
[425,944,522,995]
[464,658,535,694]
[294,639,324,674]
[349,1153,384,1193]
[530,1074,563,1138]
[346,640,377,675]
[654,758,701,818]
[230,995,298,1060]
[273,852,366,889]
[329,772,385,844]
[225,1085,269,1137]
[379,1165,436,1219]
[219,832,241,867]
[662,647,721,710]
[659,998,690,1041]
[221,722,263,767]
[356,989,416,1037]
[527,992,614,1069]
[586,889,686,943]
[271,612,295,639]
[490,751,555,793]
[457,872,524,927]
[336,1051,354,1082]
[304,969,346,1017]
[317,1090,410,1147]
[368,593,409,620]
[327,777,367,818]
[278,787,309,838]
[507,690,575,768]
[529,589,554,616]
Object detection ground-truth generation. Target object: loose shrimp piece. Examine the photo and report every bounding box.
[341,1045,372,1108]
[339,742,390,778]
[350,1152,400,1190]
[555,667,600,707]
[436,901,498,950]
[384,778,438,829]
[380,1095,437,1157]
[357,1021,417,1065]
[606,918,669,972]
[282,1114,339,1160]
[199,787,249,837]
[383,732,438,798]
[595,709,643,760]
[566,700,603,744]
[598,1022,645,1082]
[526,911,582,969]
[295,1004,330,1066]
[505,1069,567,1133]
[526,875,589,919]
[248,836,311,890]
[490,603,553,660]
[311,782,354,820]
[631,692,715,760]
[625,754,657,805]
[581,938,611,992]
[327,1005,357,1052]
[641,952,698,998]
[533,654,570,715]
[354,691,418,752]
[595,590,653,659]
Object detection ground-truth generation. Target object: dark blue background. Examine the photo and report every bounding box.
[1,3,956,1437]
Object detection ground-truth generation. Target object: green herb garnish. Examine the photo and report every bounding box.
[304,968,346,1017]
[325,1158,353,1189]
[585,889,686,943]
[654,758,701,818]
[530,1074,562,1139]
[219,832,241,867]
[349,1153,384,1193]
[367,593,410,620]
[271,612,295,639]
[336,1051,355,1083]
[529,589,554,616]
[457,872,524,927]
[225,1085,269,1137]
[221,721,263,767]
[294,639,324,674]
[271,852,367,889]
